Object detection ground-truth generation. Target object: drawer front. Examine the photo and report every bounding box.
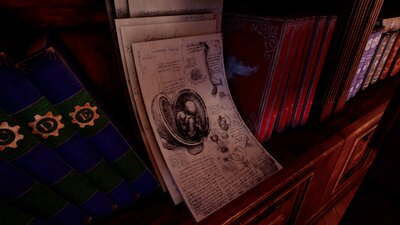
[333,125,377,193]
[243,191,296,225]
[234,175,311,225]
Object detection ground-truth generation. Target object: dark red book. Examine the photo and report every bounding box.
[372,31,398,83]
[381,31,400,79]
[257,19,297,142]
[283,17,316,130]
[223,14,289,142]
[389,49,400,77]
[290,16,328,128]
[274,17,312,133]
[299,16,337,126]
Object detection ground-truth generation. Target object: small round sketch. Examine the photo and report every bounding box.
[176,100,204,138]
[218,115,230,131]
[184,57,207,85]
[209,131,266,176]
[190,68,204,81]
[151,88,209,155]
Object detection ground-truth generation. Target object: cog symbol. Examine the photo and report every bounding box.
[69,103,100,128]
[28,112,64,139]
[0,122,24,151]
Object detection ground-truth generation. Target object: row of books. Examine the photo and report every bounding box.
[347,16,400,100]
[110,0,282,222]
[0,48,159,225]
[223,14,337,142]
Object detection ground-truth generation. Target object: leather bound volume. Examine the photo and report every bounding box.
[0,59,139,208]
[274,18,306,133]
[299,16,337,126]
[20,48,159,198]
[388,49,400,77]
[362,32,389,89]
[257,18,297,141]
[347,29,375,100]
[223,14,288,141]
[283,17,316,130]
[0,159,89,225]
[275,18,311,133]
[373,16,400,78]
[371,32,397,84]
[290,16,328,128]
[380,31,400,79]
[351,28,383,96]
[0,199,49,225]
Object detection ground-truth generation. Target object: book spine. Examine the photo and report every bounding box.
[256,18,292,142]
[275,18,306,133]
[352,29,383,96]
[374,32,398,81]
[389,49,400,77]
[299,16,337,126]
[285,17,316,130]
[0,108,115,219]
[0,159,90,225]
[291,16,327,128]
[279,18,312,132]
[222,15,287,139]
[361,31,386,89]
[347,30,373,100]
[0,200,49,225]
[380,32,400,79]
[21,49,159,197]
[371,32,394,84]
[380,17,400,32]
[0,62,139,208]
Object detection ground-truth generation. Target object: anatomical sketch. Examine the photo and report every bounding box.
[132,33,282,222]
[151,88,210,155]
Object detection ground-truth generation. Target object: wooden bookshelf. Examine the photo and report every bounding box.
[1,0,400,224]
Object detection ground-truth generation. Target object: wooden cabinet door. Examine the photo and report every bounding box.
[231,174,312,225]
[319,109,384,213]
[294,139,344,225]
[332,125,377,193]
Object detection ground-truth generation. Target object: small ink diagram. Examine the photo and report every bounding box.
[151,88,210,155]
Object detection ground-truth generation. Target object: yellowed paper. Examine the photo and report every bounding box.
[118,18,217,204]
[132,33,282,221]
[127,0,223,31]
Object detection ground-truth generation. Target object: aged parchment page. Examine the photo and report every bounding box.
[132,33,282,221]
[113,0,129,18]
[128,0,223,31]
[119,19,217,204]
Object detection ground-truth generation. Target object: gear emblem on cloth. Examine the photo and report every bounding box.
[28,112,64,139]
[69,103,100,128]
[0,122,24,151]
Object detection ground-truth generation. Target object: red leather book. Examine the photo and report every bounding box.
[274,18,305,132]
[257,19,297,142]
[389,49,400,77]
[362,33,389,89]
[290,16,328,128]
[223,14,289,142]
[373,31,398,82]
[275,17,315,133]
[381,31,400,79]
[283,17,316,130]
[299,16,337,126]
